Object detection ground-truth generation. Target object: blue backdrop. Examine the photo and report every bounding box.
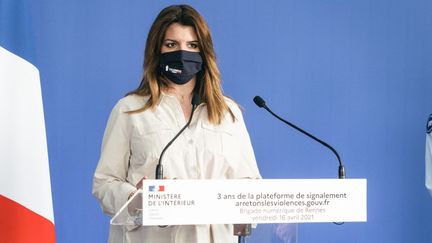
[1,0,431,242]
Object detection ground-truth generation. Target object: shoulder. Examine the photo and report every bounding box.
[221,96,246,125]
[223,96,242,116]
[115,94,150,112]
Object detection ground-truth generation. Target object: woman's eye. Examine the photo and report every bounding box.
[166,43,176,48]
[188,43,199,49]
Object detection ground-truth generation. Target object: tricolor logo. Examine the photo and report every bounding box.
[148,185,165,192]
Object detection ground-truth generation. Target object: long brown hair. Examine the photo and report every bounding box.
[128,4,234,124]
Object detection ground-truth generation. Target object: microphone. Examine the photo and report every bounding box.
[253,96,346,179]
[155,93,201,179]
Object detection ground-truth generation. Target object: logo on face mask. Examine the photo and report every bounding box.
[165,65,182,74]
[159,50,203,85]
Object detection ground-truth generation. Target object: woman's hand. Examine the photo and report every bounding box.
[136,176,148,189]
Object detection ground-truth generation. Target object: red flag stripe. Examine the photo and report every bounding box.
[0,195,55,243]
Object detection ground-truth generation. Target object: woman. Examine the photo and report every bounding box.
[92,4,261,243]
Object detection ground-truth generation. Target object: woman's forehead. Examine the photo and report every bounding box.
[164,23,198,41]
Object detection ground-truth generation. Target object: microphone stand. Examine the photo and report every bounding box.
[254,96,347,226]
[253,96,346,179]
[154,93,200,228]
[155,93,200,179]
[234,224,251,243]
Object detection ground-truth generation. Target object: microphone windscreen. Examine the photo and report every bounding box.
[253,96,266,108]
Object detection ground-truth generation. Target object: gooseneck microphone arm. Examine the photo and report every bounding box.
[155,93,201,179]
[253,96,346,179]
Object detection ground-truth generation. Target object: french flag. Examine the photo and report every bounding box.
[0,1,56,242]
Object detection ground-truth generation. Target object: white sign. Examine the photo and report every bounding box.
[140,179,367,226]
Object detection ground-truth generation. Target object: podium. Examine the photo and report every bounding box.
[111,179,366,242]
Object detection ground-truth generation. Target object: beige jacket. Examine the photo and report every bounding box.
[92,94,261,243]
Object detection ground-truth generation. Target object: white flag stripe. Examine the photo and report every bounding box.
[0,46,54,222]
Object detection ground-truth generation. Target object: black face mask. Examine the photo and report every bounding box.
[159,50,203,85]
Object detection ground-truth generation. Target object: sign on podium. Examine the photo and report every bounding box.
[111,179,366,226]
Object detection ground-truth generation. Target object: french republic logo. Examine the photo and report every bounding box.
[148,185,165,192]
